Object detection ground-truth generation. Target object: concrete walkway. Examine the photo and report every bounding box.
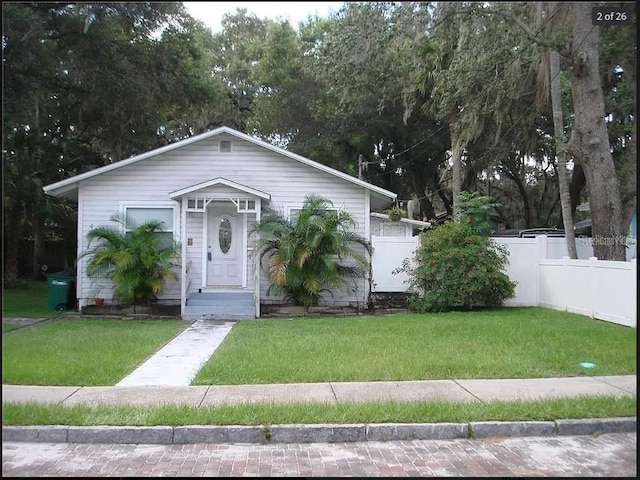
[116,320,235,387]
[2,375,636,407]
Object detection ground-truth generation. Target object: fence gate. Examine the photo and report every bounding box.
[370,236,418,292]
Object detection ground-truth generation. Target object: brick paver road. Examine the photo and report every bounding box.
[3,433,636,477]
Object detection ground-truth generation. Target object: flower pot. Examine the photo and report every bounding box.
[94,297,105,306]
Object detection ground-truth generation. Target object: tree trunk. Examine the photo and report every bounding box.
[505,171,531,229]
[565,3,625,261]
[32,215,45,279]
[569,163,586,216]
[437,189,453,217]
[550,47,577,258]
[450,104,462,218]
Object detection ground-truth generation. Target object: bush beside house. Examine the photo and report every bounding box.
[250,195,372,309]
[79,213,181,312]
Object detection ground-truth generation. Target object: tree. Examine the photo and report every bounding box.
[79,213,180,310]
[3,2,229,284]
[418,2,634,260]
[250,195,372,308]
[457,191,500,235]
[471,2,632,259]
[417,3,546,219]
[550,46,577,258]
[565,3,626,260]
[209,8,270,132]
[294,2,449,219]
[598,4,636,239]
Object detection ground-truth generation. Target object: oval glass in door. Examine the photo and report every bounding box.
[219,217,232,254]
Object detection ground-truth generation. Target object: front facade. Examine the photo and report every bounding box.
[44,127,400,319]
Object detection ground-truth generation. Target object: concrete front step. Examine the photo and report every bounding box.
[186,293,253,306]
[183,307,254,314]
[183,305,255,316]
[188,292,253,300]
[186,298,254,307]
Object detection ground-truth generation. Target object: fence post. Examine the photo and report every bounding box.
[588,256,598,318]
[534,235,548,306]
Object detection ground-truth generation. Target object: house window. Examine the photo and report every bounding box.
[123,206,176,245]
[287,205,340,223]
[234,198,258,213]
[187,198,206,211]
[219,140,232,153]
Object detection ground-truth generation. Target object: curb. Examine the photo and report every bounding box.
[3,417,636,445]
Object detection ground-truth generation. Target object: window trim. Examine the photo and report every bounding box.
[119,202,178,239]
[286,204,341,221]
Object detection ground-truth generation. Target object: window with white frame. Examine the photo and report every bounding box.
[287,205,341,224]
[123,205,176,246]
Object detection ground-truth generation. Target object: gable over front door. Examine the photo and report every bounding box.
[206,202,244,288]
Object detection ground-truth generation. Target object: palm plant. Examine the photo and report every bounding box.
[250,195,373,308]
[79,213,180,310]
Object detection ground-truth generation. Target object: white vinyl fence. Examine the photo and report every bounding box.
[371,236,418,292]
[371,234,637,328]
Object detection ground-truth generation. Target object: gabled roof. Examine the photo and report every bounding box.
[169,177,271,200]
[43,126,397,202]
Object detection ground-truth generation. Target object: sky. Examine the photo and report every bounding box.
[183,2,344,33]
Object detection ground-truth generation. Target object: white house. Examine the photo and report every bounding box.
[43,126,428,319]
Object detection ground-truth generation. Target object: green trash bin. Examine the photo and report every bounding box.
[46,272,75,311]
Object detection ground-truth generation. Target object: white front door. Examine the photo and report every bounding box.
[207,203,243,287]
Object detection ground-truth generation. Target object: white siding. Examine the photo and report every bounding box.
[77,135,372,307]
[185,211,204,295]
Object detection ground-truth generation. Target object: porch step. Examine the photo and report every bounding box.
[186,292,253,307]
[184,292,255,321]
[183,306,254,319]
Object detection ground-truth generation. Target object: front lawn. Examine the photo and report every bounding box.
[192,307,637,385]
[2,318,188,385]
[2,278,61,318]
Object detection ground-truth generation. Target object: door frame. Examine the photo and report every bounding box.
[202,200,248,289]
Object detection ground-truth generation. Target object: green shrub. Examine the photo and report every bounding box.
[250,195,372,307]
[79,213,180,308]
[395,220,516,312]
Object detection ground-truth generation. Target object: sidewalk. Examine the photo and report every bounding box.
[2,376,637,445]
[2,375,637,407]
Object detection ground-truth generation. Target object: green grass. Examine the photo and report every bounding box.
[2,280,636,426]
[2,322,26,333]
[2,278,62,318]
[2,318,188,385]
[193,308,637,385]
[2,395,635,426]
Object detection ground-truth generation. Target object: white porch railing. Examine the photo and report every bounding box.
[182,260,192,315]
